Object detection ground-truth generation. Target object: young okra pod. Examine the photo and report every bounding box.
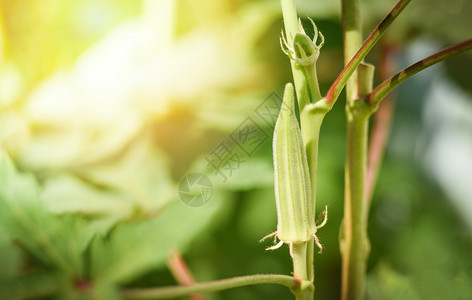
[272,83,317,244]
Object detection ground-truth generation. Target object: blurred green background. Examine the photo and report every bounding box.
[0,0,471,299]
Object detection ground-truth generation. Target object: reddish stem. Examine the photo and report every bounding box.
[365,42,398,206]
[167,248,205,300]
[325,0,411,105]
[369,39,472,106]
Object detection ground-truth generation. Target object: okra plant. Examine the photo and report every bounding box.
[1,0,471,299]
[121,0,471,299]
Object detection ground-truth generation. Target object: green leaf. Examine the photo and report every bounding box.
[0,151,86,276]
[41,174,136,240]
[91,192,227,284]
[42,135,175,232]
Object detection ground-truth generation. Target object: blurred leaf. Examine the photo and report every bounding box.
[0,271,63,300]
[59,281,121,300]
[0,151,86,276]
[18,76,143,171]
[367,263,421,300]
[78,135,175,216]
[405,0,472,42]
[41,174,135,237]
[0,64,23,108]
[0,110,28,155]
[392,215,472,299]
[444,51,472,94]
[187,154,274,192]
[214,157,274,190]
[236,187,276,242]
[90,283,122,300]
[91,193,227,284]
[40,135,178,260]
[0,231,21,280]
[372,159,472,300]
[12,1,280,177]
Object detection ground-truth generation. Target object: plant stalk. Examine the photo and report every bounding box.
[301,101,330,226]
[341,0,362,104]
[341,102,372,300]
[291,242,314,300]
[120,274,299,299]
[340,0,369,299]
[280,1,327,299]
[297,102,329,300]
[280,0,322,110]
[281,0,311,110]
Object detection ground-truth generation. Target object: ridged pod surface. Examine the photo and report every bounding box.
[273,83,316,242]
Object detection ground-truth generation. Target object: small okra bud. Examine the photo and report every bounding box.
[293,33,318,66]
[280,17,325,66]
[273,83,316,243]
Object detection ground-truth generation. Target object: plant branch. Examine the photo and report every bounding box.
[120,274,299,299]
[325,0,411,106]
[369,39,472,107]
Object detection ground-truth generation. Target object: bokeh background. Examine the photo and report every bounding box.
[0,0,471,299]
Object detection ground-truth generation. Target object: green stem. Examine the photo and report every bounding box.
[281,0,310,110]
[341,101,372,300]
[280,0,299,36]
[291,243,314,300]
[325,0,411,106]
[300,103,327,288]
[295,88,330,300]
[280,2,326,300]
[341,0,362,103]
[120,274,299,299]
[369,38,472,107]
[300,100,330,239]
[340,0,366,299]
[292,243,309,281]
[280,0,322,110]
[306,239,315,282]
[304,64,322,102]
